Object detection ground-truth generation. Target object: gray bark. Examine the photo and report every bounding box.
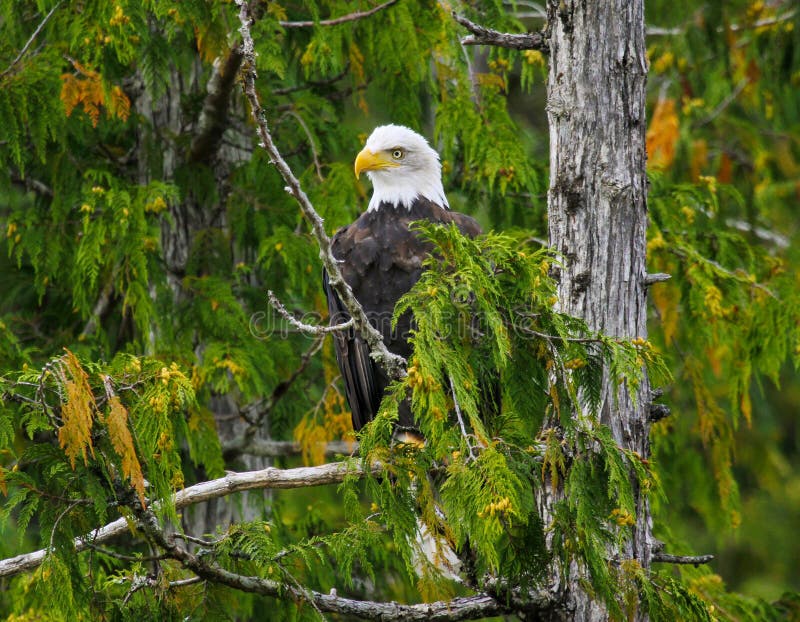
[543,0,651,619]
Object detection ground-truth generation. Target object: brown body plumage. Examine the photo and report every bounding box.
[324,197,481,431]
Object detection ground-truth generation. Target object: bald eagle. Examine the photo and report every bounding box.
[323,125,482,433]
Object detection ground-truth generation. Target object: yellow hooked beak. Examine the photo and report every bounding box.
[354,148,399,179]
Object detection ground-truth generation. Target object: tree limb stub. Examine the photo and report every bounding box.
[235,0,407,381]
[189,46,245,164]
[452,11,548,52]
[0,461,376,579]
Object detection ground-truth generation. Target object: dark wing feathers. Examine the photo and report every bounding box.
[323,199,483,432]
[323,269,384,432]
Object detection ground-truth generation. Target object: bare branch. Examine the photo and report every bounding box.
[236,2,406,380]
[168,576,203,588]
[189,47,245,163]
[452,12,548,52]
[449,375,478,461]
[0,460,377,579]
[267,290,352,335]
[237,331,325,441]
[724,218,789,250]
[0,1,62,79]
[652,552,714,566]
[279,0,398,28]
[9,171,54,197]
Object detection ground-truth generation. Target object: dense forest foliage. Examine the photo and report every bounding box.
[0,0,798,620]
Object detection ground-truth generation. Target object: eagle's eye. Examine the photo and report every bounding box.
[391,149,405,160]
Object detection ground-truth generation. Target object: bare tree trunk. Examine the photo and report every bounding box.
[543,1,651,619]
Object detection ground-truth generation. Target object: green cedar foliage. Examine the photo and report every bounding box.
[0,0,797,620]
[645,0,800,604]
[356,224,680,616]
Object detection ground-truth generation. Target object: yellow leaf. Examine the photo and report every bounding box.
[60,60,129,126]
[646,98,679,170]
[57,350,96,468]
[0,467,6,496]
[105,395,146,507]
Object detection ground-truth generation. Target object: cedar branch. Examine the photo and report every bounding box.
[0,461,376,579]
[236,0,406,380]
[135,506,513,621]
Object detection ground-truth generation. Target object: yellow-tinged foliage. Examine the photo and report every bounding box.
[646,98,679,170]
[57,350,96,468]
[104,395,146,507]
[60,61,130,127]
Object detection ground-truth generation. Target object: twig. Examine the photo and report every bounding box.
[0,1,62,79]
[449,375,477,460]
[279,0,398,28]
[168,576,203,588]
[279,109,324,181]
[452,12,548,52]
[0,460,380,579]
[696,78,749,127]
[652,552,714,566]
[236,3,406,380]
[48,499,83,553]
[267,291,353,335]
[238,331,326,444]
[724,218,789,250]
[172,533,218,547]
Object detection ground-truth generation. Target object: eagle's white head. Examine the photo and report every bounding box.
[354,124,449,212]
